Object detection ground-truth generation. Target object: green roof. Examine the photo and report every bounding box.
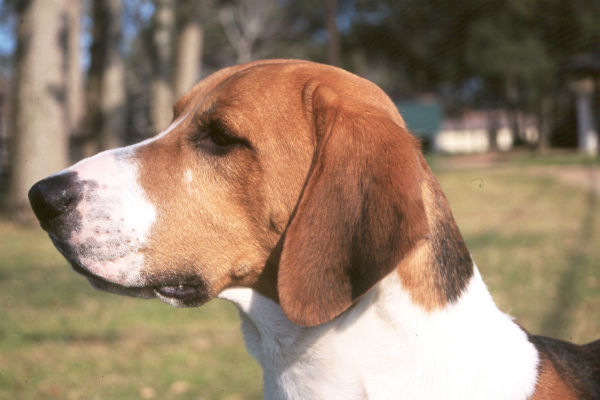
[396,102,442,137]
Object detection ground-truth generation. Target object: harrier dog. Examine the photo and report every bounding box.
[29,60,600,399]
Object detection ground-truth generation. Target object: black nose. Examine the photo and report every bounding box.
[28,172,82,224]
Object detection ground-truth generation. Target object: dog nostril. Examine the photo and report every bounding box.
[28,172,82,223]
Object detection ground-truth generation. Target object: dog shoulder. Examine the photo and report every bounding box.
[529,334,600,399]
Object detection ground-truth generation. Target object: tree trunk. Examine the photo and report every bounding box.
[174,0,204,99]
[537,96,554,153]
[84,0,125,156]
[151,0,176,133]
[505,76,524,147]
[84,0,104,156]
[326,0,340,66]
[218,0,274,64]
[9,0,69,222]
[100,0,126,150]
[65,0,83,142]
[572,79,598,156]
[487,110,499,151]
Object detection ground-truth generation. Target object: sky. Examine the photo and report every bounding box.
[0,0,15,57]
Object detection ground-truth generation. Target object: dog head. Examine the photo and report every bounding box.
[29,60,471,326]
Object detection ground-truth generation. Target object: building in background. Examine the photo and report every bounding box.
[436,110,538,154]
[397,100,539,155]
[396,99,441,151]
[564,51,600,156]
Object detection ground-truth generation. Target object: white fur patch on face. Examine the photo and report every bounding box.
[60,148,156,287]
[53,113,194,289]
[184,169,194,193]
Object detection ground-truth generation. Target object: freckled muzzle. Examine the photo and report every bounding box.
[28,171,121,290]
[28,171,123,283]
[27,150,213,307]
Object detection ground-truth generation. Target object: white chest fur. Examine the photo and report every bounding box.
[218,266,539,400]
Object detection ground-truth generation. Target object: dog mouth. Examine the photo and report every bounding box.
[154,285,210,306]
[65,257,210,306]
[86,272,211,306]
[48,233,212,307]
[85,268,210,306]
[86,275,156,299]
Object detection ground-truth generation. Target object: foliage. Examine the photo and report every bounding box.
[1,0,599,142]
[349,0,600,101]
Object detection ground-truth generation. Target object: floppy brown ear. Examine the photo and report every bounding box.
[278,87,429,327]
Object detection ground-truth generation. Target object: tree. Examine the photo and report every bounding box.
[66,0,84,140]
[150,0,175,133]
[8,0,69,221]
[326,0,340,66]
[351,0,477,95]
[84,0,126,155]
[466,13,555,146]
[350,0,600,150]
[173,0,204,98]
[463,0,600,149]
[218,0,275,63]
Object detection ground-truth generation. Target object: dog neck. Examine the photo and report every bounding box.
[218,265,540,400]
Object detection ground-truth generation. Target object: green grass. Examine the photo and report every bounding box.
[0,223,262,400]
[434,158,600,343]
[1,154,599,399]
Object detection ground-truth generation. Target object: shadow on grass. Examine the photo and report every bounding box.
[464,176,550,249]
[465,231,547,249]
[539,168,598,341]
[464,170,597,340]
[19,330,123,345]
[0,328,123,349]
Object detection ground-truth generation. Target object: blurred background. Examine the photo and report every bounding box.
[0,0,598,399]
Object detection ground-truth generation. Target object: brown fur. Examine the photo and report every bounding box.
[278,86,431,325]
[529,335,600,399]
[531,356,579,400]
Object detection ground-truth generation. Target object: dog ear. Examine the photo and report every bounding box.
[277,86,429,327]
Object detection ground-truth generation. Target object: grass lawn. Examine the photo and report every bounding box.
[1,153,599,399]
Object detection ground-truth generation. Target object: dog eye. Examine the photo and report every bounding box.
[191,120,249,154]
[207,123,238,147]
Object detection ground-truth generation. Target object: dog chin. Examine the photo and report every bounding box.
[74,258,212,307]
[87,276,213,308]
[87,276,156,299]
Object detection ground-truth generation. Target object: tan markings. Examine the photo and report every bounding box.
[394,157,474,311]
[530,357,578,400]
[398,174,446,310]
[397,240,447,310]
[421,170,440,227]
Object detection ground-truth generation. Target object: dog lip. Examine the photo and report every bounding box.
[155,285,207,302]
[61,250,209,304]
[87,276,156,299]
[65,259,146,291]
